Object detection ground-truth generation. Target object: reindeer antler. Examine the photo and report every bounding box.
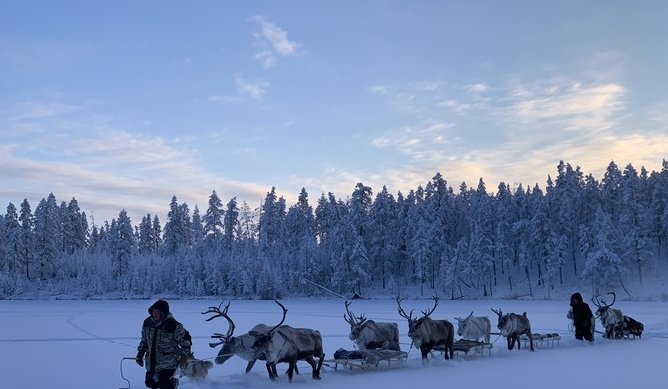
[202,301,235,348]
[421,295,439,317]
[344,301,357,325]
[202,301,229,322]
[603,292,616,307]
[592,292,616,309]
[396,296,414,321]
[491,308,502,318]
[268,300,288,334]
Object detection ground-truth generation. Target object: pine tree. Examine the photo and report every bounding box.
[111,210,134,280]
[34,193,61,280]
[163,196,187,255]
[582,207,627,295]
[369,185,399,289]
[204,190,224,243]
[19,199,34,280]
[223,197,239,249]
[3,203,21,274]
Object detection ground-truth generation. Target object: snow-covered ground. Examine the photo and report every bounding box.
[1,298,666,389]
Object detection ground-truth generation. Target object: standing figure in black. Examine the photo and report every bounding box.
[568,292,594,343]
[136,300,192,389]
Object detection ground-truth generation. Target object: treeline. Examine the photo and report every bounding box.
[0,160,667,299]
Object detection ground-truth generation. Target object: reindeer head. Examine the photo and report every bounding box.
[397,295,439,338]
[592,292,616,319]
[344,301,368,341]
[491,308,506,331]
[202,301,236,364]
[455,311,474,337]
[251,300,287,355]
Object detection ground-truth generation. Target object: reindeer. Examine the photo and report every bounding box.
[591,292,626,339]
[455,311,492,343]
[344,301,400,350]
[250,300,325,383]
[491,308,534,351]
[202,302,299,375]
[396,295,454,363]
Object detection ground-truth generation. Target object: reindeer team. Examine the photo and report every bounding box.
[198,292,640,382]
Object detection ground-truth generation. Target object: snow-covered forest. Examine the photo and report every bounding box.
[1,160,667,300]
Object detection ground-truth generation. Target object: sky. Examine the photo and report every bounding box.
[1,298,665,389]
[1,1,667,224]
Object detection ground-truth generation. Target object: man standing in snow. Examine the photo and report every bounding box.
[568,292,594,343]
[136,300,192,389]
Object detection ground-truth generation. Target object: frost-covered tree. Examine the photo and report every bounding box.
[619,163,653,286]
[582,207,627,295]
[63,198,88,254]
[163,196,188,255]
[223,197,239,249]
[369,185,399,289]
[424,173,452,289]
[34,193,61,280]
[284,188,318,292]
[19,199,34,279]
[258,187,285,256]
[138,214,154,254]
[204,190,224,243]
[111,210,134,280]
[3,203,21,274]
[191,206,205,247]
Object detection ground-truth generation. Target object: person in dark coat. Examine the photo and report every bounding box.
[136,300,192,389]
[568,292,594,342]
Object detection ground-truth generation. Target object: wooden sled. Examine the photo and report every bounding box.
[434,339,493,357]
[324,349,408,372]
[521,333,561,348]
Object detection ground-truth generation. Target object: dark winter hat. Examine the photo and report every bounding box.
[570,292,583,306]
[149,299,170,316]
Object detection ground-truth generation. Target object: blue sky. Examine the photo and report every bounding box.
[1,1,667,224]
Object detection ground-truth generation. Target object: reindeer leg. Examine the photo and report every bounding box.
[315,354,324,380]
[528,332,534,351]
[421,347,429,364]
[266,362,277,381]
[304,356,317,379]
[507,337,513,350]
[287,360,296,383]
[245,360,256,374]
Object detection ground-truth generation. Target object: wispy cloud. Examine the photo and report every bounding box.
[362,69,665,196]
[507,80,626,131]
[465,83,489,93]
[0,106,271,224]
[250,16,303,69]
[234,73,269,100]
[372,121,455,159]
[1,101,80,122]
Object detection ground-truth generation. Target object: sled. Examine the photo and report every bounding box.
[324,349,408,371]
[604,315,644,339]
[521,333,561,348]
[433,339,493,357]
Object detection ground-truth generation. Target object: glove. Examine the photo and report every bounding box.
[179,355,189,368]
[136,350,145,367]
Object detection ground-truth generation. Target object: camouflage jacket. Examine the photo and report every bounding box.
[138,314,191,372]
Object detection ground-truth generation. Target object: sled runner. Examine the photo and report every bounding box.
[325,349,408,371]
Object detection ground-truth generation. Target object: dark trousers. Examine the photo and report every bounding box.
[145,369,177,389]
[575,327,593,342]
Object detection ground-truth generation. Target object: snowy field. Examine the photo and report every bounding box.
[1,298,666,389]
